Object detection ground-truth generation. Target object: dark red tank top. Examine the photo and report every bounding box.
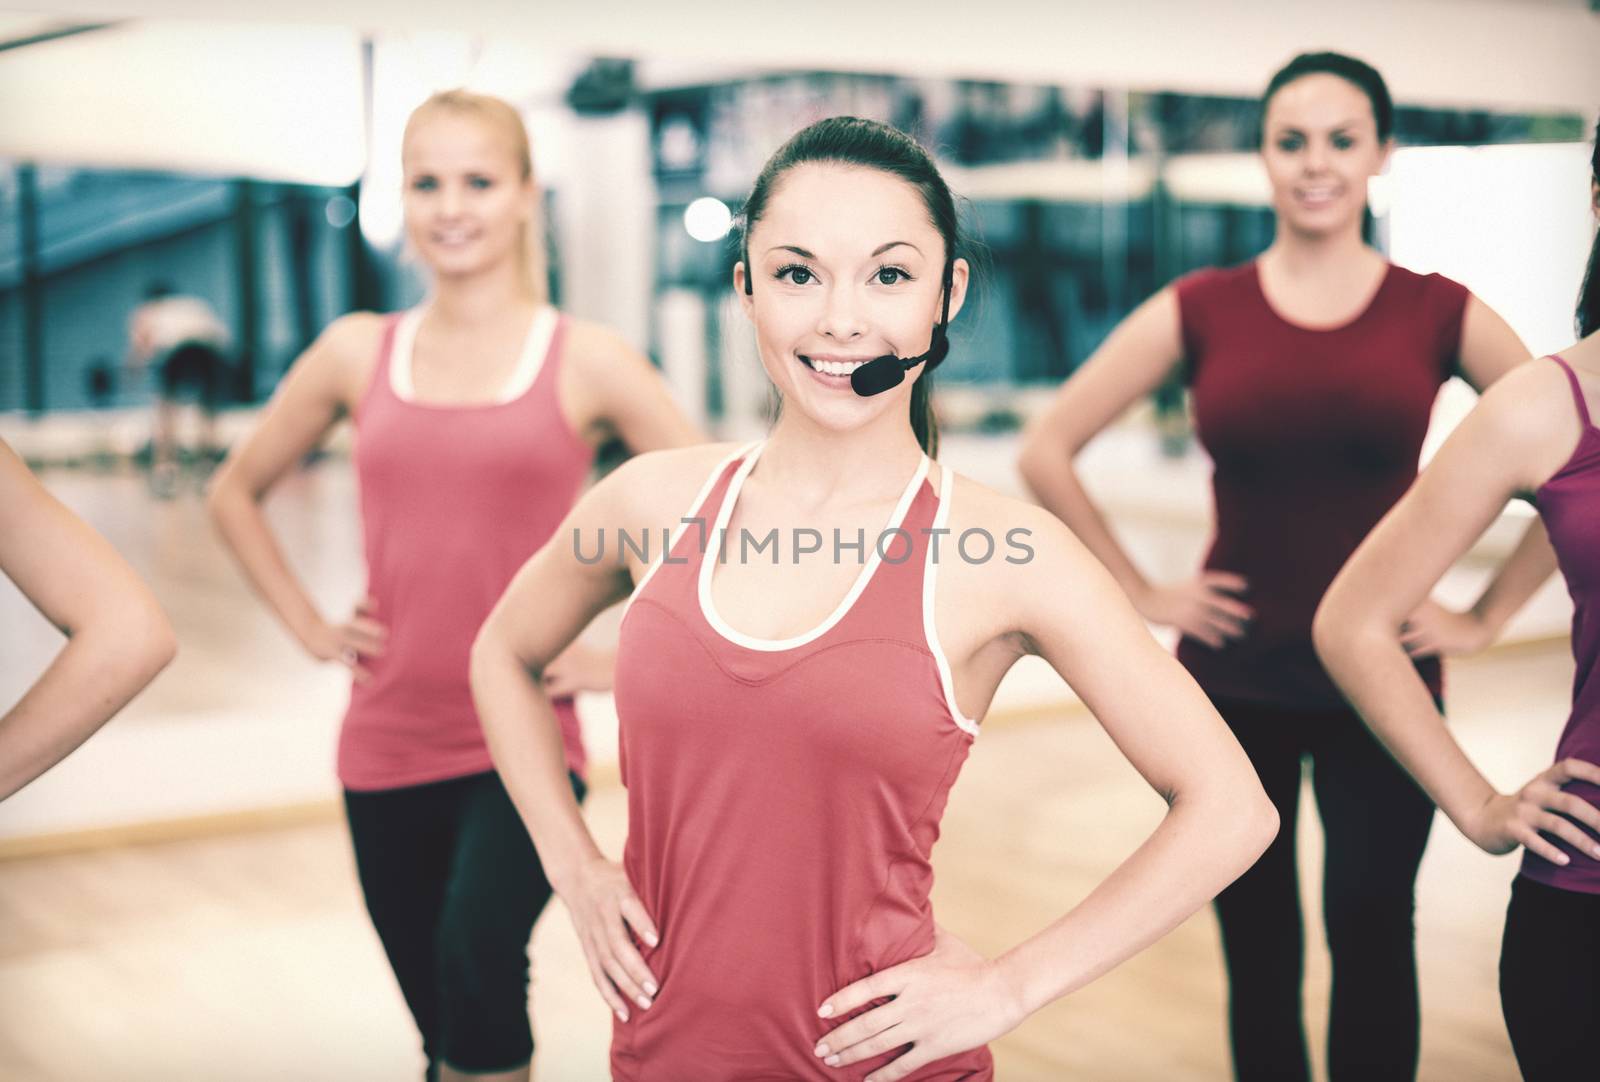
[610,442,993,1081]
[1175,261,1470,708]
[1520,355,1600,894]
[341,308,593,791]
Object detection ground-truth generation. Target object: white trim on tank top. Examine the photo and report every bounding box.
[390,305,558,405]
[697,440,930,653]
[624,442,761,613]
[923,464,980,738]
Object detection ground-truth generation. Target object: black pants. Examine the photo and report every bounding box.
[1500,875,1600,1081]
[1211,696,1436,1082]
[159,341,229,407]
[344,769,586,1079]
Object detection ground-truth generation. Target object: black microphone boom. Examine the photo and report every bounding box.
[849,263,955,398]
[849,333,945,397]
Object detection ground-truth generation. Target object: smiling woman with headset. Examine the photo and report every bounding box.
[471,115,1277,1081]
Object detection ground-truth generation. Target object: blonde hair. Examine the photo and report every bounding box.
[402,89,550,304]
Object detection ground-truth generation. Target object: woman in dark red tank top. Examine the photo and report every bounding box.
[208,92,701,1082]
[1318,119,1600,1082]
[473,116,1277,1081]
[1019,53,1543,1082]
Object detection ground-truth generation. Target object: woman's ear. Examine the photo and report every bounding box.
[734,262,753,318]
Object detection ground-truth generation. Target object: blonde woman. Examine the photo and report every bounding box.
[208,91,701,1081]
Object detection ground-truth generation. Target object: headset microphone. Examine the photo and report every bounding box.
[848,321,947,397]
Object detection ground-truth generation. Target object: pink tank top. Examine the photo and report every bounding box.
[1520,355,1600,893]
[339,308,594,791]
[610,442,994,1081]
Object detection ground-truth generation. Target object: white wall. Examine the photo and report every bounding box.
[10,0,1600,115]
[550,110,655,350]
[0,20,368,183]
[1390,142,1596,358]
[3,3,1598,181]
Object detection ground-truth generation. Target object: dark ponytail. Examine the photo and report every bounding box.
[739,116,963,457]
[910,378,936,458]
[1579,114,1600,338]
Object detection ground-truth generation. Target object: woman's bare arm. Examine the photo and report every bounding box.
[1017,288,1184,600]
[1315,361,1600,862]
[206,314,387,673]
[562,320,706,453]
[1402,293,1553,657]
[471,444,736,1021]
[986,503,1277,1009]
[815,491,1277,1078]
[0,441,176,799]
[1017,289,1253,646]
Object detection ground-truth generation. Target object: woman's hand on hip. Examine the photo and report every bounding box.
[1399,600,1492,659]
[542,641,616,697]
[302,595,386,681]
[561,856,661,1022]
[1134,572,1252,650]
[1463,758,1600,863]
[813,926,1026,1081]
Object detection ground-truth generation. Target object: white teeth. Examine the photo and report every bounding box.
[808,358,865,377]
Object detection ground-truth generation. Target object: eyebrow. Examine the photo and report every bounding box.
[1274,120,1364,134]
[762,241,923,259]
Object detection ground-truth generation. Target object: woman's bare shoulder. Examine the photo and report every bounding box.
[936,465,1107,617]
[591,440,747,527]
[297,311,390,408]
[939,467,1071,552]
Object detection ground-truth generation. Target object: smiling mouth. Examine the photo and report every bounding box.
[799,354,877,378]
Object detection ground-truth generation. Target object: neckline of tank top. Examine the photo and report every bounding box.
[696,441,933,653]
[388,304,558,410]
[1249,258,1396,336]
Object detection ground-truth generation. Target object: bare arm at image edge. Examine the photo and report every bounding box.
[0,441,177,800]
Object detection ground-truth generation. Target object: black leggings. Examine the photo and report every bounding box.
[344,769,586,1079]
[1500,875,1600,1081]
[159,341,229,406]
[1211,696,1436,1082]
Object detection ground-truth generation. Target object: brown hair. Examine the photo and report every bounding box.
[1262,52,1394,143]
[1580,113,1600,338]
[403,90,549,304]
